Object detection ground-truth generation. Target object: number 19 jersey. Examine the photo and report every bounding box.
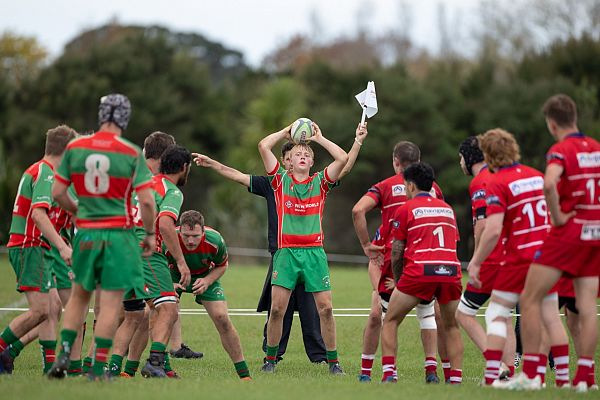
[55,131,153,229]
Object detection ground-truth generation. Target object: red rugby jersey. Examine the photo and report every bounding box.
[391,194,461,283]
[546,133,600,244]
[485,164,550,267]
[470,166,505,265]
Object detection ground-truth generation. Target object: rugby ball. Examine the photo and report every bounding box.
[290,118,313,144]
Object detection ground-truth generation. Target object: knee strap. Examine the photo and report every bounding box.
[416,301,436,330]
[485,302,511,338]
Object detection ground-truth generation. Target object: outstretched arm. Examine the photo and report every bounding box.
[258,125,292,173]
[309,122,348,181]
[192,153,250,187]
[338,122,368,180]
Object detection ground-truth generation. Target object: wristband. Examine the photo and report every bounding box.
[355,138,363,146]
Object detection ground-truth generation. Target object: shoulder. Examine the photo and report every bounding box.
[204,227,226,246]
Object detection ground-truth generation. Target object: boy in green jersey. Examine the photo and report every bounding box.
[0,126,76,374]
[166,210,250,380]
[257,122,348,374]
[48,94,157,380]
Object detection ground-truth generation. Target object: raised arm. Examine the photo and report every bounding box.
[339,122,368,180]
[309,122,348,182]
[258,125,292,173]
[192,153,250,187]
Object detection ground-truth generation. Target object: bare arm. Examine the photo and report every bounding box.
[467,212,503,288]
[31,208,72,265]
[192,153,250,187]
[338,122,368,180]
[159,215,191,287]
[352,195,383,258]
[544,163,574,226]
[52,181,77,214]
[258,125,292,173]
[367,257,382,291]
[192,265,227,295]
[391,239,406,283]
[136,187,157,257]
[473,218,486,251]
[309,123,348,182]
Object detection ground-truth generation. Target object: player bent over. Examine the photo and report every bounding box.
[48,94,157,380]
[456,137,516,379]
[167,210,251,380]
[258,122,348,374]
[381,163,464,384]
[468,128,568,389]
[516,94,600,392]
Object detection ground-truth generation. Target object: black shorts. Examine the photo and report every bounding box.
[558,296,579,314]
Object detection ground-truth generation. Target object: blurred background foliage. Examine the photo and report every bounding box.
[1,0,600,260]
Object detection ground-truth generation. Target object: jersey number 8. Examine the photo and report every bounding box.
[84,154,111,195]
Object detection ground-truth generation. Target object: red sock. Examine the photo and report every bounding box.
[483,350,502,385]
[508,365,515,377]
[0,338,7,352]
[441,359,451,381]
[361,354,375,377]
[449,369,462,384]
[424,356,437,374]
[588,361,596,387]
[574,357,594,386]
[382,356,396,381]
[521,353,541,379]
[551,344,570,387]
[537,354,548,384]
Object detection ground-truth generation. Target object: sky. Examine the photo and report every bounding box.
[0,0,481,66]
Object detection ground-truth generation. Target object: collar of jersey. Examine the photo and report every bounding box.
[565,132,584,139]
[40,158,55,171]
[290,172,314,185]
[415,192,432,198]
[498,162,520,171]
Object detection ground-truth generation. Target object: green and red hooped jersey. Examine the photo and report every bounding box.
[8,160,58,249]
[165,227,228,275]
[55,131,153,230]
[268,162,336,248]
[151,174,184,253]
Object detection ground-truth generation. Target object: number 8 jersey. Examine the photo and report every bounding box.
[55,131,153,229]
[485,163,550,268]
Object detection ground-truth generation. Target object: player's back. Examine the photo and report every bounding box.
[57,131,145,229]
[486,164,549,266]
[547,133,600,240]
[397,194,461,282]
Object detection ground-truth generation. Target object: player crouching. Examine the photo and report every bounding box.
[167,210,251,380]
[381,163,464,384]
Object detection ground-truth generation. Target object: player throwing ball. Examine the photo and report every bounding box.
[258,122,348,375]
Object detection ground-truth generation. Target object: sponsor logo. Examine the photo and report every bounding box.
[285,200,293,208]
[412,207,454,219]
[581,224,600,241]
[424,264,458,277]
[486,195,500,206]
[392,220,400,229]
[213,287,224,296]
[322,275,330,287]
[272,271,278,280]
[44,174,54,183]
[392,184,406,197]
[508,176,544,196]
[576,152,600,168]
[471,189,486,201]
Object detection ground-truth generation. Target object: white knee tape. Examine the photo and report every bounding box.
[416,301,436,330]
[485,302,511,338]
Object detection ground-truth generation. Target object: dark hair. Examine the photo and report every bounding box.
[180,210,204,230]
[281,141,295,158]
[144,131,176,160]
[393,141,420,167]
[458,136,484,175]
[159,145,192,174]
[403,162,435,192]
[542,94,577,128]
[45,125,77,156]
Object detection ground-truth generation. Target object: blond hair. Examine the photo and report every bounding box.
[478,128,521,170]
[291,143,314,158]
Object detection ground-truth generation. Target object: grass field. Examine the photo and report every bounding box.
[0,254,598,399]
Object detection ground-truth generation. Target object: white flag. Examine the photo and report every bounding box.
[355,81,378,124]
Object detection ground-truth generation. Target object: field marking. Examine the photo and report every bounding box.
[0,298,27,317]
[1,307,599,318]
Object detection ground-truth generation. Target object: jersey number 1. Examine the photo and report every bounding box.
[84,154,110,194]
[433,226,445,247]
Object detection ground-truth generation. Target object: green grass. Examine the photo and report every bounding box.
[0,254,598,399]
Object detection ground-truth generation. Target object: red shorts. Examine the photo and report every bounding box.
[378,259,393,295]
[553,276,575,297]
[396,276,462,304]
[466,262,500,294]
[534,231,600,278]
[492,264,530,294]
